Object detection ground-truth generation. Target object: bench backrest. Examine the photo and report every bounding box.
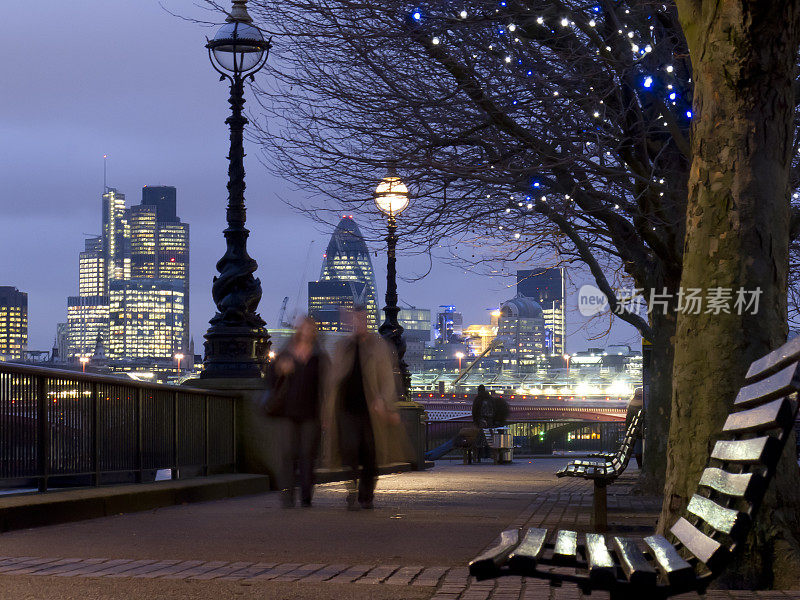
[608,409,642,476]
[667,338,800,579]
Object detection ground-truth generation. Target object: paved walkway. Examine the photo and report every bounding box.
[0,459,796,599]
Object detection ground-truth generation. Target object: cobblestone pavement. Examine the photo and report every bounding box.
[0,459,797,599]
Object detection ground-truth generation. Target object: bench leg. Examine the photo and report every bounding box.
[593,480,608,532]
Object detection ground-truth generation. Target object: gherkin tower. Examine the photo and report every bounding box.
[315,216,380,331]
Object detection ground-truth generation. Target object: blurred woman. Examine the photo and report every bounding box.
[270,317,327,507]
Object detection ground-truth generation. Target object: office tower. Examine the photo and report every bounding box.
[127,204,158,279]
[67,296,109,358]
[516,267,566,355]
[102,188,129,283]
[435,305,463,345]
[67,185,190,363]
[309,216,379,331]
[495,296,546,371]
[394,308,432,343]
[108,279,186,359]
[142,185,178,223]
[79,236,106,296]
[0,286,28,359]
[309,280,367,331]
[68,235,110,358]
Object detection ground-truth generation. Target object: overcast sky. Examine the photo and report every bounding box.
[0,1,638,354]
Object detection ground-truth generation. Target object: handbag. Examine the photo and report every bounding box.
[260,364,289,417]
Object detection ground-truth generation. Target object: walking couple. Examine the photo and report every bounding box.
[268,308,409,510]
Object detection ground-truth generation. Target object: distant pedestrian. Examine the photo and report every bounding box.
[324,308,409,510]
[626,387,644,468]
[491,394,509,428]
[270,316,327,508]
[473,385,495,429]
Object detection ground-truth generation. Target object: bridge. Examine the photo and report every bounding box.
[413,392,628,423]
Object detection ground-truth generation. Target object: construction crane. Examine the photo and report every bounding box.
[277,296,290,328]
[451,335,512,387]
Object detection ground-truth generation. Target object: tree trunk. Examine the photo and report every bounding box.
[662,0,800,587]
[637,310,676,495]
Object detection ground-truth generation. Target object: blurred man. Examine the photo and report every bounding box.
[324,308,408,510]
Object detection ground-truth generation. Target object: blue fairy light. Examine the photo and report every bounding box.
[686,110,693,118]
[643,76,653,88]
[669,92,676,100]
[411,9,422,21]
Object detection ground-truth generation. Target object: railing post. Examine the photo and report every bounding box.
[92,382,100,486]
[231,395,237,473]
[172,391,179,480]
[37,375,49,493]
[135,388,143,483]
[203,395,210,476]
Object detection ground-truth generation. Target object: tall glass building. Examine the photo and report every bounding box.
[66,185,189,362]
[517,267,566,355]
[109,279,186,359]
[0,286,28,359]
[310,216,379,330]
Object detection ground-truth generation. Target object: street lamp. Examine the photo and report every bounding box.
[202,0,272,379]
[455,351,465,372]
[374,165,411,397]
[174,353,185,373]
[79,356,89,373]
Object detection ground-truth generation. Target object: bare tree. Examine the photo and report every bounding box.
[192,0,800,583]
[662,0,800,587]
[234,0,692,494]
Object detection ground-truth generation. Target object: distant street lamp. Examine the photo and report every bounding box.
[374,165,411,398]
[79,356,89,373]
[174,353,185,373]
[455,351,465,372]
[202,0,272,379]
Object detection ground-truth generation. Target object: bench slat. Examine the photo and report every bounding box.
[685,494,749,538]
[698,467,762,500]
[585,533,615,585]
[643,535,694,586]
[553,530,578,565]
[710,436,779,464]
[736,363,800,408]
[613,537,657,586]
[468,528,519,577]
[723,397,795,433]
[670,517,723,569]
[745,338,800,381]
[508,527,547,572]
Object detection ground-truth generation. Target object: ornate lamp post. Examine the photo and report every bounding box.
[374,166,412,398]
[202,0,271,379]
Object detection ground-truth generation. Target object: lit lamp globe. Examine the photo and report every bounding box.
[374,169,410,218]
[207,0,271,76]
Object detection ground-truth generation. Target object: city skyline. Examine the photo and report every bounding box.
[0,1,638,357]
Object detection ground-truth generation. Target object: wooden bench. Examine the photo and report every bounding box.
[555,410,642,530]
[469,337,800,598]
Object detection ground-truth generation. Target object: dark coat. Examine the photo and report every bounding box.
[270,349,328,422]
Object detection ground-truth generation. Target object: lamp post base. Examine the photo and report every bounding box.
[201,325,270,380]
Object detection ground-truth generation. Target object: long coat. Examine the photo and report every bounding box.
[322,333,412,468]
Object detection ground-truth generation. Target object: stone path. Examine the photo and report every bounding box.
[0,459,797,599]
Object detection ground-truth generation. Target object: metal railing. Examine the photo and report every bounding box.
[0,363,239,492]
[426,420,628,458]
